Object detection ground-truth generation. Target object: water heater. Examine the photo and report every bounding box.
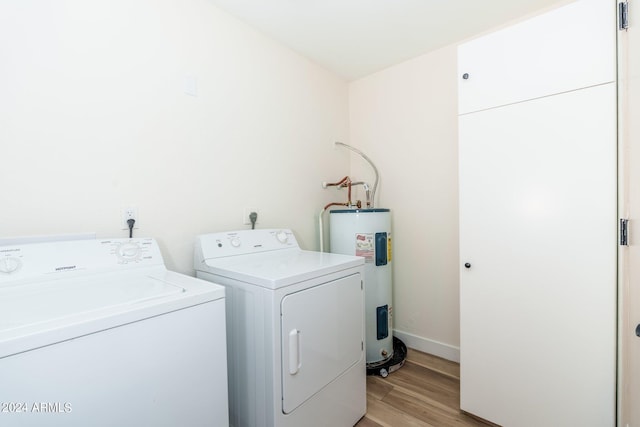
[329,208,393,366]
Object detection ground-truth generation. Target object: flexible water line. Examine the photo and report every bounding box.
[335,142,379,208]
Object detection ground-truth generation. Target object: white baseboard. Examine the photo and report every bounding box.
[393,329,460,363]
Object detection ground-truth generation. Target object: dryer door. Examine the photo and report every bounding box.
[281,273,363,414]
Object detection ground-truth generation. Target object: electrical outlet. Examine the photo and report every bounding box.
[121,207,138,230]
[243,208,260,225]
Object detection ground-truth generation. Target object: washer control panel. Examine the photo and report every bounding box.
[112,240,147,263]
[0,256,22,274]
[197,229,298,259]
[0,238,164,285]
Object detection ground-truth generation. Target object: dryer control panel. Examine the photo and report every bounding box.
[196,229,298,260]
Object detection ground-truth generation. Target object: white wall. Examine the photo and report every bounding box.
[348,46,461,360]
[0,0,349,274]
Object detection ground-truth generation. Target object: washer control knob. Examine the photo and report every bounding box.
[0,257,21,274]
[118,242,141,259]
[275,231,288,244]
[230,237,241,248]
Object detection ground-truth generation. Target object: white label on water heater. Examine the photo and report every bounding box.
[355,233,374,263]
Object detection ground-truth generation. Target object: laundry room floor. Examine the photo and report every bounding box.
[356,349,494,427]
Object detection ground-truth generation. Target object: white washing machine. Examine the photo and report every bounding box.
[194,229,366,427]
[0,238,228,427]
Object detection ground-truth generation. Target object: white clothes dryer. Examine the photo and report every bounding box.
[194,229,366,427]
[0,237,228,427]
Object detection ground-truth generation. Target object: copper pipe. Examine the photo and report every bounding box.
[324,176,350,188]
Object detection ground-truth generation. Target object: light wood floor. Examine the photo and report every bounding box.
[355,349,494,427]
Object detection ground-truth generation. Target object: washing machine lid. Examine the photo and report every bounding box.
[0,270,224,359]
[0,238,225,359]
[1,273,183,333]
[200,249,363,289]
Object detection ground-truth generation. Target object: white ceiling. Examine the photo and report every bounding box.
[208,0,565,80]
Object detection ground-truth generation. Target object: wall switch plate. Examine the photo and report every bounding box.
[121,207,139,230]
[243,208,259,225]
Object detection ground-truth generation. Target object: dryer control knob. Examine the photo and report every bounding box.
[230,237,241,248]
[275,231,288,244]
[0,257,21,274]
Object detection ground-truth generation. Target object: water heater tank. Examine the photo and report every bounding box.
[329,208,393,366]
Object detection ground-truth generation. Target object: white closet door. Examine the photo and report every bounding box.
[459,83,616,426]
[458,0,615,115]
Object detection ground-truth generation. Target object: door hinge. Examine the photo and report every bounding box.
[620,218,629,246]
[619,1,629,31]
